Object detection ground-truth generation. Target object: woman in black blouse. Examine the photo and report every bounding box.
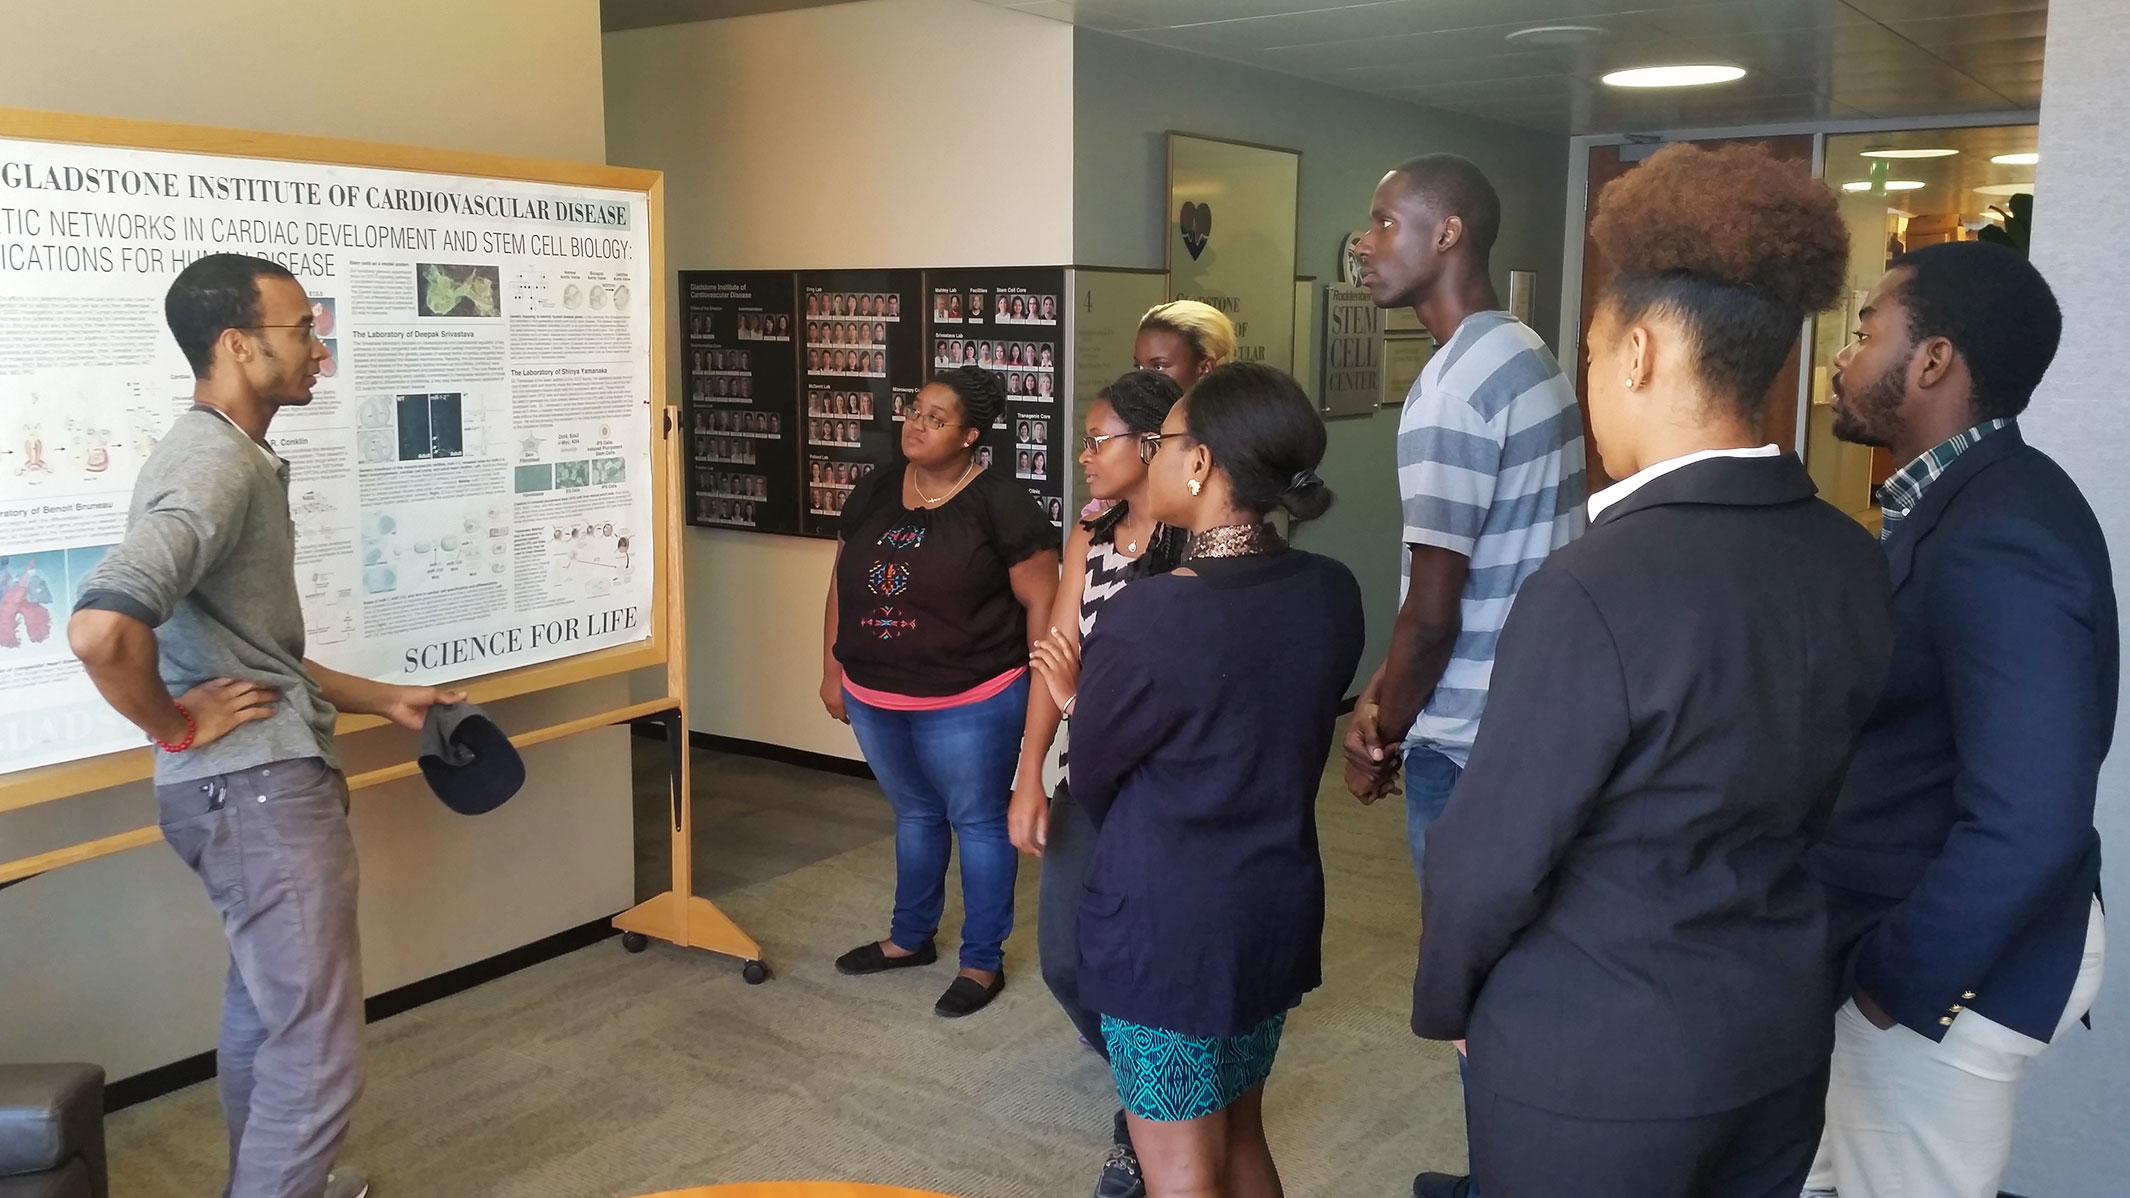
[821,365,1059,1017]
[1061,362,1365,1196]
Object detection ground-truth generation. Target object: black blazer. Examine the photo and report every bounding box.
[1072,550,1365,1038]
[1412,454,1892,1120]
[1810,428,2116,1043]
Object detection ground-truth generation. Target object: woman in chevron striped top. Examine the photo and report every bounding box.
[1008,368,1185,1198]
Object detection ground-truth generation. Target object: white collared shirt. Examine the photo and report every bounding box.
[1587,444,1781,521]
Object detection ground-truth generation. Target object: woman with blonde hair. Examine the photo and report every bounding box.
[1136,300,1237,391]
[1080,300,1245,525]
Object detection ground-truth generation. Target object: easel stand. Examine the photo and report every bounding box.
[612,706,767,983]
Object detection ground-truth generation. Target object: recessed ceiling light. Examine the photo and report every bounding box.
[1506,24,1606,47]
[1991,152,2040,166]
[1974,182,2035,196]
[1860,148,1958,159]
[1842,180,1926,192]
[1601,64,1746,88]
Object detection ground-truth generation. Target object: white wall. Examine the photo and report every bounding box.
[2003,0,2130,1191]
[0,0,637,1081]
[605,0,1074,756]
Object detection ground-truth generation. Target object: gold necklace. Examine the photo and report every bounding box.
[1120,516,1153,555]
[912,459,977,507]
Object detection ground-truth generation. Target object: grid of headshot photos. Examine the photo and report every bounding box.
[805,290,904,322]
[727,311,790,341]
[808,457,877,517]
[693,434,760,466]
[699,408,782,437]
[695,495,764,527]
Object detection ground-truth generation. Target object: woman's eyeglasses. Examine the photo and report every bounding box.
[1138,432,1187,464]
[1077,432,1133,455]
[908,410,960,432]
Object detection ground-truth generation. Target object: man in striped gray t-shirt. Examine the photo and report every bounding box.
[1346,154,1585,882]
[1345,152,1583,1198]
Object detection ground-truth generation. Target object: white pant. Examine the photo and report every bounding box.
[1804,899,2106,1198]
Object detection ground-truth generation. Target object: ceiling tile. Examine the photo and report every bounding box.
[1644,0,1874,39]
[1264,21,1699,77]
[1332,51,1588,91]
[976,0,2055,134]
[1055,0,1367,30]
[1843,0,2044,22]
[1879,9,2051,48]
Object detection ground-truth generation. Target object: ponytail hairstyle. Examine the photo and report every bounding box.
[1081,369,1189,575]
[1138,300,1239,371]
[1182,362,1334,523]
[931,365,1008,444]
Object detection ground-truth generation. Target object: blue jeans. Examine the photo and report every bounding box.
[1406,746,1479,1194]
[844,673,1027,972]
[1404,745,1464,889]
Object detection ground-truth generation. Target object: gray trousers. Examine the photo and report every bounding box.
[157,756,363,1198]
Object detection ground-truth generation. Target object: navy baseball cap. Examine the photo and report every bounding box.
[418,702,526,815]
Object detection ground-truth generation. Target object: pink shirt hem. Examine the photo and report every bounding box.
[842,666,1027,712]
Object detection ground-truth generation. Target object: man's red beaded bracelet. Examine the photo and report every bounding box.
[156,702,197,753]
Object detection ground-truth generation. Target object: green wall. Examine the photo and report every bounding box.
[1073,29,1571,691]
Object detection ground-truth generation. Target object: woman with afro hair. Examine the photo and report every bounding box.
[1408,142,1894,1197]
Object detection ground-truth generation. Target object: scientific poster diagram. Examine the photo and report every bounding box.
[679,271,800,535]
[926,268,1068,528]
[0,133,656,774]
[797,269,920,539]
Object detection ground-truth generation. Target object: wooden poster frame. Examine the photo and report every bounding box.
[0,106,757,971]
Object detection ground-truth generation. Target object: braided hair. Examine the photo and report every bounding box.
[1082,369,1189,576]
[932,365,1008,444]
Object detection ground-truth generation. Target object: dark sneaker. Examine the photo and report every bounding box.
[1094,1141,1145,1198]
[324,1166,371,1198]
[1413,1173,1471,1198]
[835,938,937,975]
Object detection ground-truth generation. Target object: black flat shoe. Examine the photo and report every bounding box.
[835,938,937,975]
[1413,1173,1471,1198]
[933,969,1005,1017]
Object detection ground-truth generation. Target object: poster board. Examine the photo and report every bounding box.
[1167,133,1300,372]
[681,271,800,535]
[678,266,1073,539]
[0,106,671,814]
[927,267,1069,528]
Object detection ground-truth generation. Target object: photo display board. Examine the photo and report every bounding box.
[927,267,1067,528]
[798,270,920,537]
[0,132,656,776]
[681,271,799,534]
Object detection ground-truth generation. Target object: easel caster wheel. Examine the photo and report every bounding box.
[621,932,649,954]
[742,960,770,984]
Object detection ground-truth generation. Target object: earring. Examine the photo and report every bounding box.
[1624,378,1637,390]
[1187,478,1202,496]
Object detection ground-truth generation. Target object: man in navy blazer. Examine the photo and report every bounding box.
[1806,241,2115,1198]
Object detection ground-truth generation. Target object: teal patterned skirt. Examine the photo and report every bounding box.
[1100,1011,1288,1122]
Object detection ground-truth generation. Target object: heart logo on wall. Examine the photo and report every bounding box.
[1179,201,1213,260]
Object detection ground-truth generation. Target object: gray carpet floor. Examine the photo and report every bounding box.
[106,734,1467,1197]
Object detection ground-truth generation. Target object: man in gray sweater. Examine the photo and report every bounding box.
[68,253,461,1198]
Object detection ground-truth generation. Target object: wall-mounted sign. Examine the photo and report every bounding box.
[1509,269,1538,327]
[1321,285,1382,417]
[1167,132,1300,372]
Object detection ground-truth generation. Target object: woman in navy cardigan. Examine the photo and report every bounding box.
[1042,362,1365,1198]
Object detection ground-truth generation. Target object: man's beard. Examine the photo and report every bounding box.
[256,339,310,403]
[1831,356,1908,448]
